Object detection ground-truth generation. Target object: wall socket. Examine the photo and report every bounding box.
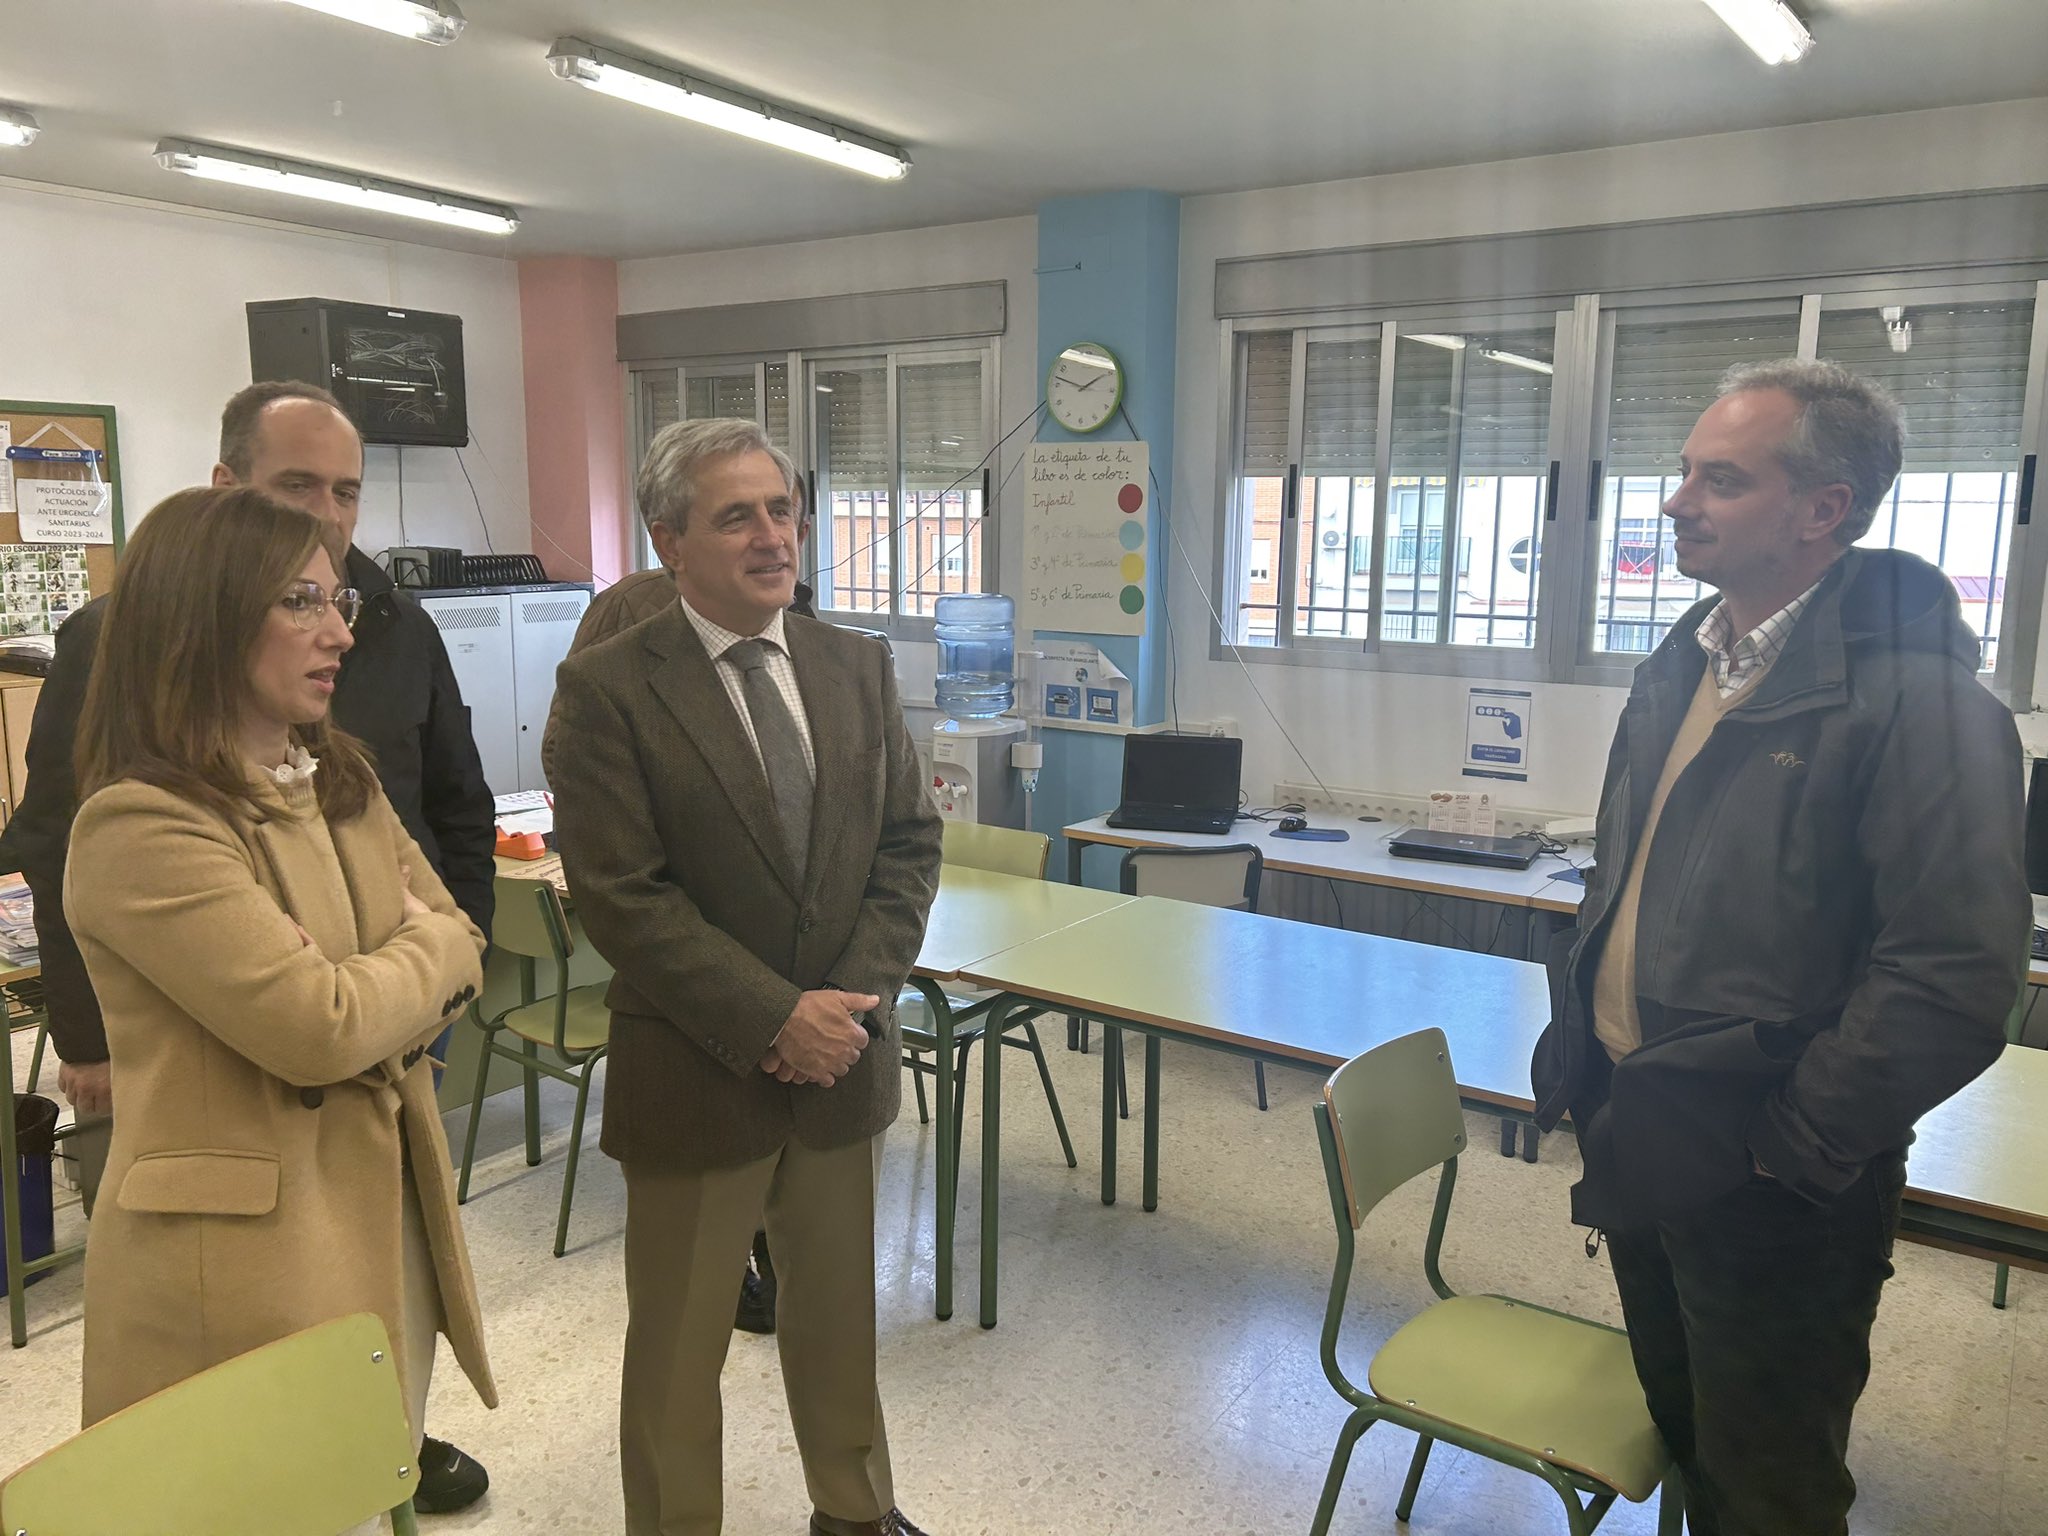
[1271,779,1580,840]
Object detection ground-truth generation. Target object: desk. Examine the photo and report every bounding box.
[957,899,1543,1326]
[501,853,1130,1323]
[1064,812,1586,916]
[955,898,2048,1329]
[910,867,1134,1321]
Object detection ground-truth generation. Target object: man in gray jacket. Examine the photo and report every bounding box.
[1530,360,2027,1535]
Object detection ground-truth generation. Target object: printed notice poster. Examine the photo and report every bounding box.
[1022,441,1148,636]
[18,476,115,544]
[1464,685,1533,781]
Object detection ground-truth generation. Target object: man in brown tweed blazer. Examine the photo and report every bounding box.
[551,418,941,1536]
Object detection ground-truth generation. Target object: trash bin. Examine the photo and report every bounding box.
[3,1092,58,1290]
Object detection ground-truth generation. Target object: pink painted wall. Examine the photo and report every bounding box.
[517,256,629,586]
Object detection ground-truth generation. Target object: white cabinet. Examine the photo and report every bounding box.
[510,590,588,791]
[420,585,588,794]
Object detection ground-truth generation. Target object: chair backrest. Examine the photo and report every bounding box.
[1119,844,1263,910]
[942,820,1051,880]
[1321,1027,1468,1227]
[492,875,574,966]
[0,1312,420,1535]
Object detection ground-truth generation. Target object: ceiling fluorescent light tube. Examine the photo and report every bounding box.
[1406,333,1467,350]
[278,0,464,44]
[1480,348,1555,375]
[0,104,40,149]
[1700,0,1814,65]
[153,139,516,233]
[547,37,910,181]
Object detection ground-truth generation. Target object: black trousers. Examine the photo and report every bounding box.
[1604,1156,1905,1536]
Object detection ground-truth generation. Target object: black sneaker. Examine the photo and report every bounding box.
[735,1265,777,1335]
[413,1436,489,1514]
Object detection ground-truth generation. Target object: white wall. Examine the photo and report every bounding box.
[620,213,1039,690]
[0,181,530,561]
[1169,98,2048,814]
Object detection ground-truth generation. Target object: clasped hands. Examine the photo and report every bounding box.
[760,988,881,1088]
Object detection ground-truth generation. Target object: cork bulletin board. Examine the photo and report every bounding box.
[0,401,124,633]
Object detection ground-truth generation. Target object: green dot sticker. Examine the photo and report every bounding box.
[1119,585,1145,615]
[1118,520,1145,551]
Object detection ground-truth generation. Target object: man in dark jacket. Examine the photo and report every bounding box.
[1530,359,2027,1535]
[0,379,497,1515]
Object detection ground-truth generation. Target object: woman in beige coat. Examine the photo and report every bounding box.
[64,485,496,1446]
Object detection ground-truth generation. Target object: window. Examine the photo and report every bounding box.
[1815,298,2037,673]
[1220,278,2048,696]
[628,358,792,572]
[1228,314,1560,662]
[627,339,997,632]
[809,345,994,622]
[1588,308,1801,658]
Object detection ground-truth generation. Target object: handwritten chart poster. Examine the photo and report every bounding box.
[1022,441,1149,636]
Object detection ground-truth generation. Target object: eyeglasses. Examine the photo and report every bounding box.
[280,580,363,631]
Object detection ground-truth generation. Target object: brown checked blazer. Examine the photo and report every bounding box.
[550,604,941,1173]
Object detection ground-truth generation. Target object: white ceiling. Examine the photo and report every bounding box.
[5,0,2048,260]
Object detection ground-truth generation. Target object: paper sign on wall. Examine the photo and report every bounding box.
[1464,685,1533,782]
[18,477,114,544]
[1022,441,1149,636]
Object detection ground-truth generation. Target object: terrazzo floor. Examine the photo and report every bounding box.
[6,1021,2045,1534]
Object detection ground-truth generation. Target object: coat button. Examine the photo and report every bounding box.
[300,1086,325,1109]
[799,916,815,933]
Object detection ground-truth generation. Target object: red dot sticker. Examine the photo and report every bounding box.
[1117,483,1144,513]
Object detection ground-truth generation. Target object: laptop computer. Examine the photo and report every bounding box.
[1386,826,1543,870]
[1105,734,1242,835]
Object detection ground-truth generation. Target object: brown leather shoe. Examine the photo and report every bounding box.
[808,1510,929,1536]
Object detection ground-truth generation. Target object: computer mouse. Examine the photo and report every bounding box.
[1278,815,1309,833]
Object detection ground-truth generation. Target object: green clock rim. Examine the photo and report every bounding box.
[1046,340,1124,435]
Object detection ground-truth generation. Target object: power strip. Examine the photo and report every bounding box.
[1270,779,1580,840]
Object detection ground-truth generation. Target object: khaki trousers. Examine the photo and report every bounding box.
[620,1133,892,1536]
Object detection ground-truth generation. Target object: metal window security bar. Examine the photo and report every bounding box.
[1220,276,2048,696]
[1588,306,1802,658]
[1228,314,1561,661]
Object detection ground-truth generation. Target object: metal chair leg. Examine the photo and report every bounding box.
[25,1021,48,1094]
[1253,1059,1267,1111]
[1994,1261,2011,1309]
[456,1025,497,1204]
[554,1056,599,1258]
[910,1055,930,1124]
[1110,1027,1129,1120]
[1019,1020,1078,1167]
[520,1039,542,1167]
[1309,1410,1375,1536]
[1655,1468,1686,1535]
[1395,1434,1433,1521]
[951,1037,976,1175]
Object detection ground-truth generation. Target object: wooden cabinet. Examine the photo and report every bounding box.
[0,674,43,831]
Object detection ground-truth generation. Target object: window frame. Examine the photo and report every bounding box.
[624,336,1001,642]
[1212,303,1581,682]
[1213,276,2048,701]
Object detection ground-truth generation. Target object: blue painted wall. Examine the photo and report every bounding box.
[1028,191,1180,883]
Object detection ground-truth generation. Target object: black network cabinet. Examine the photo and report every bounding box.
[247,297,468,447]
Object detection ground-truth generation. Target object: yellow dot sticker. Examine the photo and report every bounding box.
[1120,553,1146,582]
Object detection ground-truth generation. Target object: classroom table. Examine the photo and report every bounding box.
[951,897,2048,1329]
[899,866,1135,1320]
[1063,811,1587,916]
[497,853,1133,1322]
